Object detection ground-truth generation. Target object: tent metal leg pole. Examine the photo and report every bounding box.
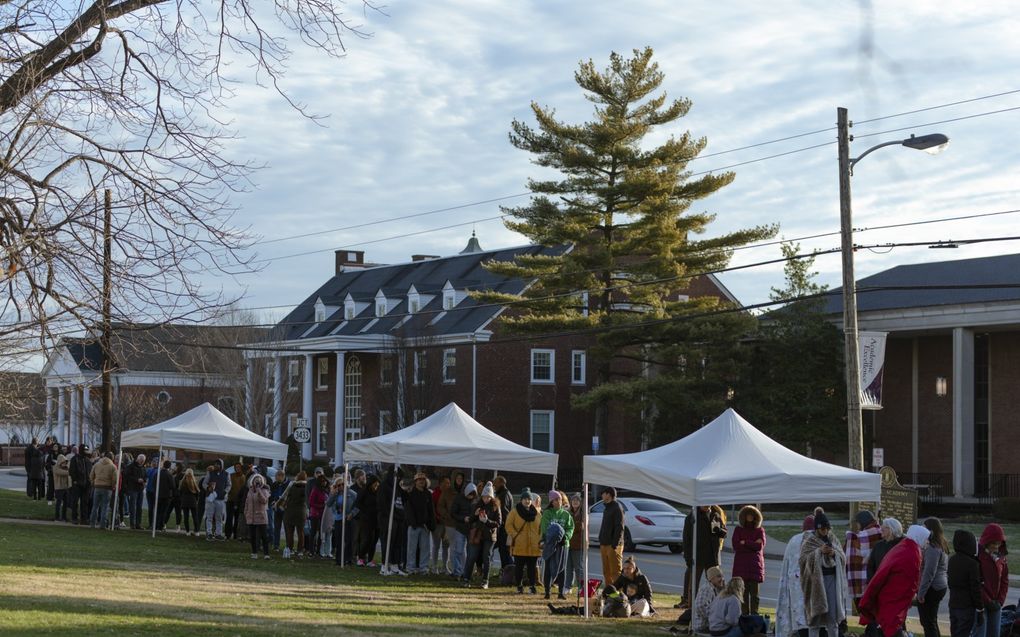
[583,483,589,619]
[383,464,398,572]
[341,462,349,568]
[110,443,123,531]
[152,444,163,539]
[690,506,698,628]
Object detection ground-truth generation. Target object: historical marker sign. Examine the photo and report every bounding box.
[877,466,918,526]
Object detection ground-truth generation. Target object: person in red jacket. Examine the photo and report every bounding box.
[976,523,1009,637]
[732,505,766,614]
[859,524,930,637]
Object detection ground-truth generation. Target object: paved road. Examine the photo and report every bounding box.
[0,467,26,491]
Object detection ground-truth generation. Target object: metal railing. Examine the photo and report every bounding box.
[976,473,1020,503]
[899,472,952,506]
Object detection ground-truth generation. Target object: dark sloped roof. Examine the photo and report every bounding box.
[62,323,271,374]
[822,252,1020,315]
[278,244,568,341]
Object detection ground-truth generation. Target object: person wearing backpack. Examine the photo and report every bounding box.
[540,490,574,600]
[947,529,982,637]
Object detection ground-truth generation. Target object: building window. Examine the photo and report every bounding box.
[571,350,586,385]
[345,305,355,320]
[409,298,420,313]
[344,356,362,434]
[287,360,300,391]
[316,357,329,390]
[376,299,387,317]
[217,396,237,420]
[287,413,298,435]
[530,349,555,384]
[316,411,329,455]
[413,409,427,423]
[444,295,455,310]
[413,350,426,386]
[530,410,554,452]
[379,410,392,435]
[442,348,456,384]
[380,356,393,386]
[314,303,325,323]
[345,427,363,442]
[265,365,275,391]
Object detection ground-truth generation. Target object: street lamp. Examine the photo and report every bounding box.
[837,107,949,485]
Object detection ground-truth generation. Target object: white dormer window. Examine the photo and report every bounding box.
[442,281,456,310]
[344,293,356,320]
[375,290,388,317]
[407,285,421,314]
[314,299,326,323]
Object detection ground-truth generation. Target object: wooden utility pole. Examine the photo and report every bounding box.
[100,189,113,452]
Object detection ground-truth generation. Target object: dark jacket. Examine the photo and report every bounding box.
[405,487,435,531]
[26,446,46,480]
[206,469,229,501]
[68,455,91,487]
[123,461,147,493]
[355,477,379,523]
[468,499,501,544]
[599,499,626,547]
[494,485,513,518]
[155,468,174,499]
[281,480,308,526]
[451,491,476,536]
[867,536,903,582]
[614,567,654,605]
[683,507,728,567]
[270,478,291,510]
[179,477,200,509]
[948,529,983,610]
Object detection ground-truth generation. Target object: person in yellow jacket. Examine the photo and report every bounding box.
[505,488,543,594]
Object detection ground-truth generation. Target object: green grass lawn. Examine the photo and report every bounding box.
[0,488,53,520]
[0,519,685,636]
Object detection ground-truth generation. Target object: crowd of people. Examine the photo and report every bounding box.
[21,437,1013,632]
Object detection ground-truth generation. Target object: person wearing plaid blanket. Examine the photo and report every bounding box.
[845,509,882,611]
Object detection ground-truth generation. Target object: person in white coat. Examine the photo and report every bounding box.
[777,515,815,637]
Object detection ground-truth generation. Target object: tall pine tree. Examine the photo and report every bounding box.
[479,48,775,447]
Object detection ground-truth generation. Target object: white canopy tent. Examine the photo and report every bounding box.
[112,402,289,536]
[581,408,881,617]
[342,402,559,571]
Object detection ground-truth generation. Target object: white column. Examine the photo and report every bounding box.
[244,361,255,430]
[272,358,283,444]
[952,327,975,497]
[334,352,345,465]
[81,384,91,445]
[302,353,313,460]
[57,387,66,444]
[70,387,80,445]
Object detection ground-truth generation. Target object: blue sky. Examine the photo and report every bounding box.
[218,1,1020,318]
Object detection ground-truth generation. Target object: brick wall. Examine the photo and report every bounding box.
[990,331,1020,476]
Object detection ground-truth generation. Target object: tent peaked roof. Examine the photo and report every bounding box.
[119,402,288,461]
[584,408,880,505]
[344,402,558,475]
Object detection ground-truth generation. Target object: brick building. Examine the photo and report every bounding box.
[40,324,257,448]
[252,236,738,477]
[824,252,1020,500]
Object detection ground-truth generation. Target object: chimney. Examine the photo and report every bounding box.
[411,254,440,262]
[335,250,365,275]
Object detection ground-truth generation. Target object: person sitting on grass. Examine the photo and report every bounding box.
[688,566,725,633]
[600,584,632,618]
[613,556,655,617]
[708,577,745,637]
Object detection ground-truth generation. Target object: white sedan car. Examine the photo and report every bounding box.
[588,497,686,553]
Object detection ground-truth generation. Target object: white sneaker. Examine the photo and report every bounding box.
[283,547,291,559]
[264,554,271,560]
[394,567,408,577]
[380,566,392,576]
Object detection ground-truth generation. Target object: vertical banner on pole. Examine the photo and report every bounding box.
[859,331,888,410]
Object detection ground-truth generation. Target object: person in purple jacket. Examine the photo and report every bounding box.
[731,505,766,614]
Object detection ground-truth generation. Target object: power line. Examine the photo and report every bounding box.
[854,105,1020,140]
[854,89,1020,125]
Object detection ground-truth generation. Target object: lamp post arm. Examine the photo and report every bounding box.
[850,140,904,173]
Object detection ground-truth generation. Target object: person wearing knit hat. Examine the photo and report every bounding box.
[547,490,560,503]
[859,524,930,637]
[460,480,501,588]
[505,487,542,593]
[564,492,586,595]
[846,509,882,609]
[448,481,477,581]
[800,508,848,637]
